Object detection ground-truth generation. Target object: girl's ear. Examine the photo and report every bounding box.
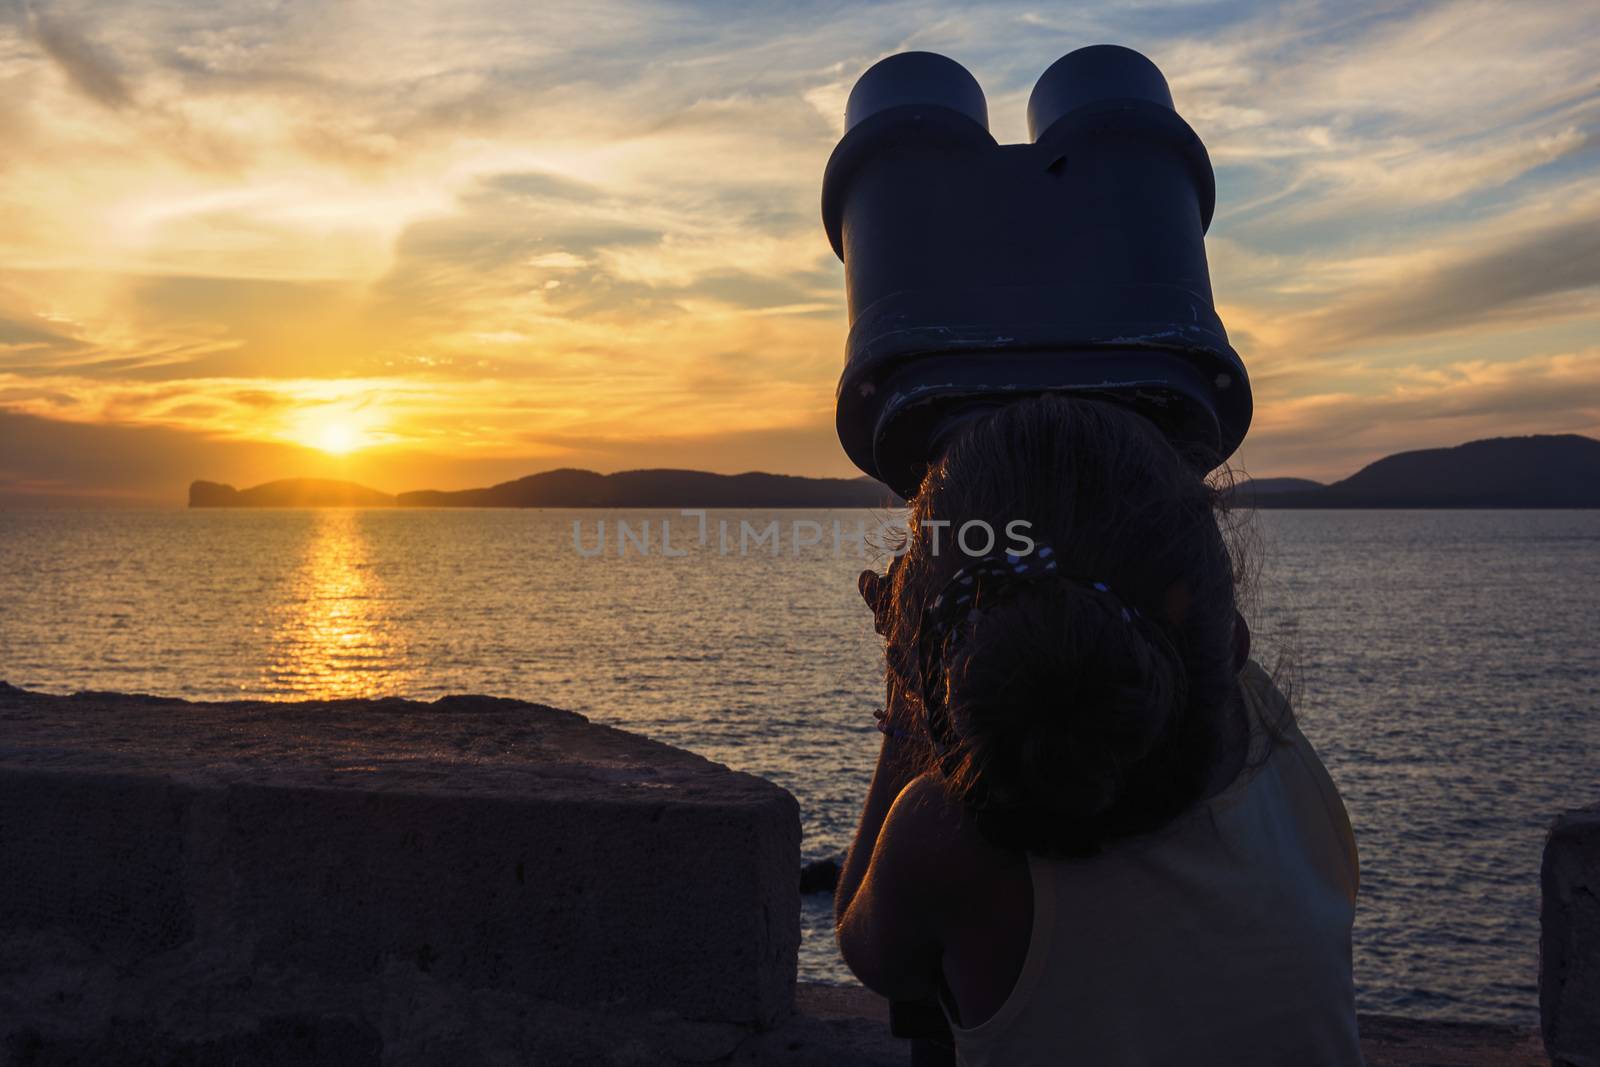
[1232,609,1251,672]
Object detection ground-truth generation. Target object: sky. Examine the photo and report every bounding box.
[0,0,1596,503]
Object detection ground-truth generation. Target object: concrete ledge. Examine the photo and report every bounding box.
[0,682,1557,1065]
[755,986,1546,1067]
[0,683,800,1062]
[1543,804,1600,1067]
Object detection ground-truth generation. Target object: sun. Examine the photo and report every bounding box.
[286,405,384,456]
[307,422,367,455]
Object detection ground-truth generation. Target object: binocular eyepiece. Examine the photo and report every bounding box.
[823,45,1251,497]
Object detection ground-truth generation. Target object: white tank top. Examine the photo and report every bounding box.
[943,660,1362,1066]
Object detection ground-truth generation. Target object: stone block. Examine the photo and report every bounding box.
[0,683,801,1061]
[1543,804,1600,1067]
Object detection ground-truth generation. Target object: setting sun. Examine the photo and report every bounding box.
[305,422,369,455]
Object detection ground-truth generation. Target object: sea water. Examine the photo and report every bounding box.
[1,506,1596,1024]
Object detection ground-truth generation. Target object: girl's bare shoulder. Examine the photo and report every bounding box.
[886,773,1028,902]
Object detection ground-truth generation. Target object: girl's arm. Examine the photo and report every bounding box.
[834,731,923,926]
[835,733,951,1000]
[835,660,929,931]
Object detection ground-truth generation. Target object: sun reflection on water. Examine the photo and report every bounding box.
[262,509,410,698]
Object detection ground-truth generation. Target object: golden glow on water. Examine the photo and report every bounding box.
[262,510,410,698]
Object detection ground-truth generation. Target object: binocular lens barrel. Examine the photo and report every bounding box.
[1027,44,1176,140]
[844,51,989,133]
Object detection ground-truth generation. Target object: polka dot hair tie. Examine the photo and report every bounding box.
[915,541,1149,753]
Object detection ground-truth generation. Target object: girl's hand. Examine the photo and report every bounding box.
[858,567,893,635]
[860,563,930,746]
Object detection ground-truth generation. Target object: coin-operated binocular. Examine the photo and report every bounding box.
[822,45,1251,497]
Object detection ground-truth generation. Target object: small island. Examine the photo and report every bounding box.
[189,479,399,508]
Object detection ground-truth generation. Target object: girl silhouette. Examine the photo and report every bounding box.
[835,395,1361,1066]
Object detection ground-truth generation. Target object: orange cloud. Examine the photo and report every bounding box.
[0,0,1595,499]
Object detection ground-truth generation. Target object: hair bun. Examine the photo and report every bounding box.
[939,582,1190,853]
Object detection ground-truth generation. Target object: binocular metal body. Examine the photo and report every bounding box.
[822,46,1251,497]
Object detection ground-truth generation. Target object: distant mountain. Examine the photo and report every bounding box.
[189,479,396,508]
[191,469,900,509]
[1241,435,1600,508]
[190,434,1600,510]
[397,468,897,508]
[1226,477,1324,506]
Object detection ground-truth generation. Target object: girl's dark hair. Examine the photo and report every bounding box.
[884,394,1259,858]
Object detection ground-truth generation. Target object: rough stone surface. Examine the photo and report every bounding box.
[0,682,800,1063]
[760,986,1547,1067]
[0,681,1556,1065]
[1543,804,1600,1067]
[1357,1014,1547,1066]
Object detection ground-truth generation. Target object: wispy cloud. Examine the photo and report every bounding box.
[0,0,1595,496]
[19,3,132,109]
[1238,347,1600,480]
